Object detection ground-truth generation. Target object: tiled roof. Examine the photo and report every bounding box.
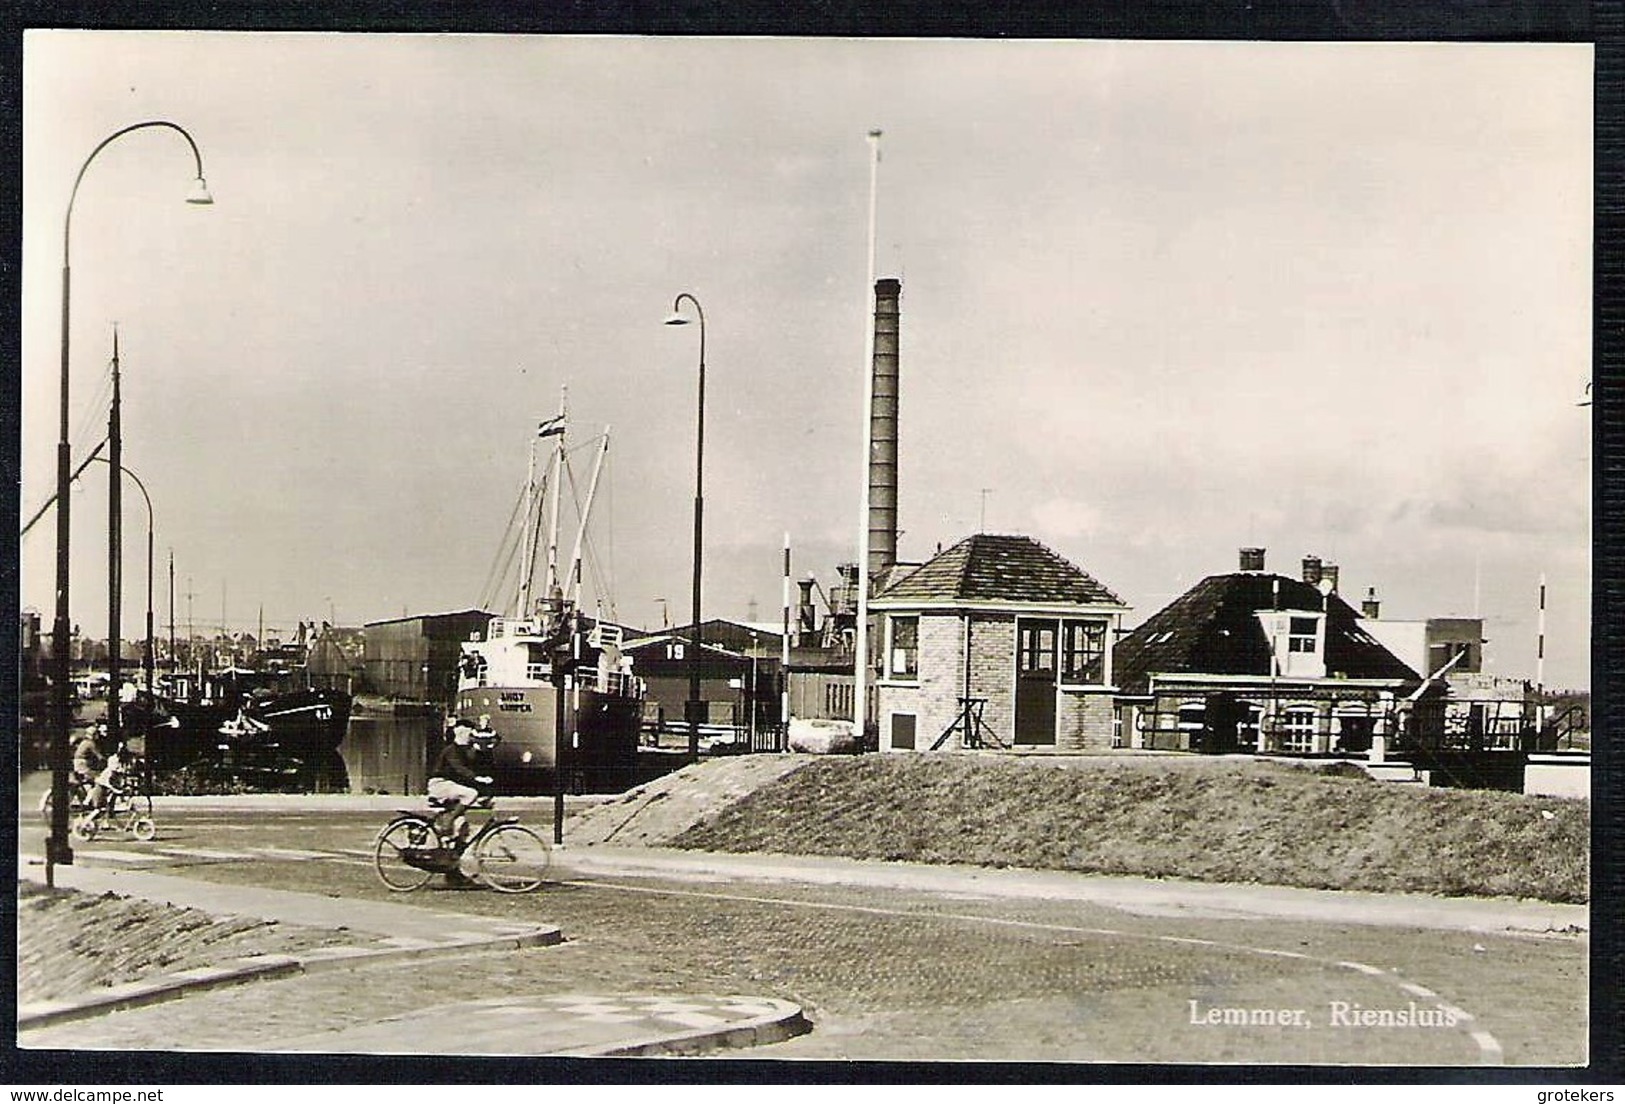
[874,533,1124,607]
[1112,572,1420,694]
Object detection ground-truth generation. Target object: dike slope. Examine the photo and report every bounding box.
[565,754,816,846]
[660,753,1588,903]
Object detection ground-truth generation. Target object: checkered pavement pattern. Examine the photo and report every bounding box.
[463,993,788,1032]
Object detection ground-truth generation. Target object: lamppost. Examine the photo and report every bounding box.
[663,293,706,764]
[48,120,211,886]
[106,329,123,767]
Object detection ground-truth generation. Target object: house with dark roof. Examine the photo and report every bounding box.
[1111,548,1436,756]
[868,533,1131,753]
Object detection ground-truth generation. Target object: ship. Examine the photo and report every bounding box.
[123,666,352,788]
[452,398,646,794]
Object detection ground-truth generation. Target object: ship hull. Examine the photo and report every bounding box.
[456,682,641,793]
[246,689,352,756]
[127,689,351,776]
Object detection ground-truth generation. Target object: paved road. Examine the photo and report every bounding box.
[16,796,1589,1064]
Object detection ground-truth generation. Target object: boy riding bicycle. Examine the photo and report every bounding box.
[90,742,132,813]
[426,715,499,847]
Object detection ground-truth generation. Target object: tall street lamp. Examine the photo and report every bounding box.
[48,120,211,886]
[107,329,123,764]
[664,293,705,765]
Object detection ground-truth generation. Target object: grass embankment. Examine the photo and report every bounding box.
[671,756,1589,903]
[16,881,356,1004]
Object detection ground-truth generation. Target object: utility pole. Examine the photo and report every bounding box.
[167,549,175,678]
[1536,573,1548,731]
[185,575,195,676]
[106,329,123,755]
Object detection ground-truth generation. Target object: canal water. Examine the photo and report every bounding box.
[338,699,440,796]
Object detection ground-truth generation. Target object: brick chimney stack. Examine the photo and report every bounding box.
[1301,556,1323,586]
[867,278,902,583]
[1239,547,1266,572]
[796,579,817,641]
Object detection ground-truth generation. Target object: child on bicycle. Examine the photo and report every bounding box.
[89,741,131,814]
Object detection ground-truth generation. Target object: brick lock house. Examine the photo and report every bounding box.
[1111,548,1434,756]
[869,534,1131,753]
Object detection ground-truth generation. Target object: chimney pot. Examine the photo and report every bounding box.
[1361,586,1381,619]
[1302,556,1323,585]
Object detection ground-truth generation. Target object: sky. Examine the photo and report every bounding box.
[17,33,1593,689]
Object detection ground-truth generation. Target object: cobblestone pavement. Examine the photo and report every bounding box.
[15,782,1588,1066]
[18,841,1587,1065]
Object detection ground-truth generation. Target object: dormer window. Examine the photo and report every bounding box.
[1288,617,1319,654]
[1258,609,1327,678]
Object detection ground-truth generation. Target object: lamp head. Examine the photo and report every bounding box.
[663,311,690,327]
[186,176,214,206]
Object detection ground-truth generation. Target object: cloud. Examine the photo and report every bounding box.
[1031,497,1105,539]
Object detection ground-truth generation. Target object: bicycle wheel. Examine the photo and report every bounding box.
[130,816,158,842]
[71,812,99,842]
[373,816,438,892]
[473,823,549,893]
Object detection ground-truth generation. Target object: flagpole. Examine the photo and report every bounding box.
[854,128,881,742]
[545,386,567,600]
[782,532,791,734]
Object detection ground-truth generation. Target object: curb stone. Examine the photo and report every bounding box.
[260,993,813,1057]
[17,928,564,1033]
[16,858,565,1033]
[566,1000,813,1057]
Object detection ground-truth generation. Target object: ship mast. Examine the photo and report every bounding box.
[543,386,568,604]
[516,431,539,619]
[517,386,569,621]
[566,429,612,610]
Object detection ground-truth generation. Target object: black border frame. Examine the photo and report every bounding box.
[3,0,1615,1087]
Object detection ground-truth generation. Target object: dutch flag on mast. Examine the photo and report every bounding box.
[537,413,566,438]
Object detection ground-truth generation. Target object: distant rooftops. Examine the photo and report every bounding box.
[1112,567,1420,695]
[873,533,1126,608]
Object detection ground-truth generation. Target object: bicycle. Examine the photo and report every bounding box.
[372,798,550,894]
[70,784,157,843]
[38,779,94,825]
